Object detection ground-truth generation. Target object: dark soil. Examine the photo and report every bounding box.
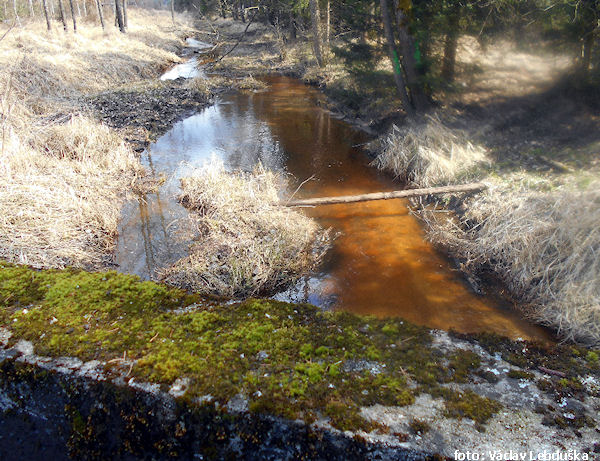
[87,80,214,153]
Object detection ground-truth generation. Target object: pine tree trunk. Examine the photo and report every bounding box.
[95,0,105,29]
[394,2,428,111]
[42,0,52,29]
[309,0,323,67]
[114,0,124,32]
[581,33,594,75]
[441,5,460,82]
[380,0,413,115]
[58,0,67,31]
[232,1,238,20]
[68,0,77,32]
[288,12,296,41]
[121,0,127,28]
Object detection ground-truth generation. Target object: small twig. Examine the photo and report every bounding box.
[538,366,567,378]
[0,20,17,43]
[284,175,316,205]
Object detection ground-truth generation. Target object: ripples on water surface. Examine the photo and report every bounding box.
[116,75,552,341]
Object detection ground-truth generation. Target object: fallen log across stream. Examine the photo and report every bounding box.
[283,182,487,206]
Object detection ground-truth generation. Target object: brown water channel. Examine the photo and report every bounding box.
[116,75,551,341]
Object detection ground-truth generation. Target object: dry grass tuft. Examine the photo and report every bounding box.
[186,75,230,95]
[235,75,268,91]
[372,114,489,187]
[0,115,141,268]
[421,177,600,344]
[161,160,330,297]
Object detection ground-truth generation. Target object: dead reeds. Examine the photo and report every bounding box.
[161,160,330,297]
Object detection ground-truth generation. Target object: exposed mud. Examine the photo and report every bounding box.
[87,80,217,154]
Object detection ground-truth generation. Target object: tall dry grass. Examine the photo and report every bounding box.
[0,116,140,268]
[372,115,489,187]
[161,160,330,297]
[422,177,600,344]
[0,9,193,268]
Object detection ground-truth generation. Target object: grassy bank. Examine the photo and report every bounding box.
[0,9,195,269]
[373,114,600,345]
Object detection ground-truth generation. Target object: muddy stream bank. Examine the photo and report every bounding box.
[115,70,550,342]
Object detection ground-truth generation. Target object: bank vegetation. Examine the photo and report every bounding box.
[0,9,193,269]
[374,116,600,345]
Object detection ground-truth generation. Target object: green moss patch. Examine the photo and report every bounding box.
[0,261,506,431]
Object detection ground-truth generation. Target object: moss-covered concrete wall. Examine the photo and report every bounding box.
[1,261,599,457]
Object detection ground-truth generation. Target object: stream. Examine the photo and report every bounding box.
[116,60,552,342]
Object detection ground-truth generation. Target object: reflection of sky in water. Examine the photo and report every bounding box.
[160,39,211,81]
[116,99,287,281]
[160,57,205,80]
[116,77,552,342]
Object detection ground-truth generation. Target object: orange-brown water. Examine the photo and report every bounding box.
[116,75,552,342]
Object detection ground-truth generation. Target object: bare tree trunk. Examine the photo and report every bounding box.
[121,0,127,28]
[68,0,77,32]
[28,0,34,16]
[379,0,413,115]
[309,0,323,67]
[75,0,81,17]
[82,0,86,17]
[284,183,487,207]
[58,0,67,31]
[394,2,428,111]
[325,0,330,56]
[114,0,124,32]
[581,33,594,73]
[95,0,104,28]
[170,0,174,24]
[288,11,296,41]
[12,0,21,25]
[42,0,52,30]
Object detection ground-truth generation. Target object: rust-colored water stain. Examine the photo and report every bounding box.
[116,75,552,342]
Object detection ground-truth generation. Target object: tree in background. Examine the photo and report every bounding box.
[115,0,125,31]
[309,0,324,66]
[58,0,68,30]
[42,0,52,30]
